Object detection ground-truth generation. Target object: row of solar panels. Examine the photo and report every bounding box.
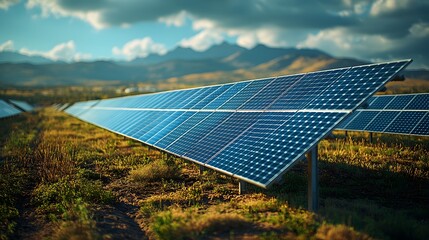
[0,99,34,119]
[73,61,407,111]
[64,60,410,188]
[336,93,429,136]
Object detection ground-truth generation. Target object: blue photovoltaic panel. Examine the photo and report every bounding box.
[384,111,427,134]
[208,112,345,185]
[219,78,273,109]
[385,95,415,109]
[366,96,395,109]
[364,111,399,132]
[9,100,34,112]
[405,94,429,110]
[269,69,348,110]
[183,112,261,163]
[411,112,429,136]
[155,112,210,149]
[344,111,379,131]
[335,111,360,129]
[191,85,232,109]
[0,100,21,119]
[240,75,303,109]
[146,112,195,145]
[64,60,413,188]
[338,93,428,136]
[307,61,410,110]
[203,81,250,109]
[165,112,232,156]
[138,111,181,141]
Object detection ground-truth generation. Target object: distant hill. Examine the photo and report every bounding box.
[0,43,427,88]
[0,51,54,64]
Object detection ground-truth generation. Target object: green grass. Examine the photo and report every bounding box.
[0,108,428,239]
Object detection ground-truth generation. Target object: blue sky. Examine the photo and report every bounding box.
[1,0,428,68]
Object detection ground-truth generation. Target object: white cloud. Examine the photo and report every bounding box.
[232,28,289,49]
[409,22,429,38]
[0,40,14,51]
[180,30,224,51]
[19,40,91,61]
[112,37,167,60]
[0,0,19,10]
[159,10,188,27]
[298,28,392,57]
[370,0,410,16]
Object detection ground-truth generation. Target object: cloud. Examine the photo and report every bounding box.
[0,0,19,10]
[180,30,224,51]
[112,37,167,60]
[159,10,188,27]
[25,0,429,67]
[0,40,14,51]
[19,41,91,62]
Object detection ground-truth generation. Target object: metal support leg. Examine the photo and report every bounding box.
[369,132,373,143]
[308,145,319,212]
[239,180,248,195]
[199,165,205,174]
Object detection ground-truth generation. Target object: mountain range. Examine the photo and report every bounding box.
[0,42,427,88]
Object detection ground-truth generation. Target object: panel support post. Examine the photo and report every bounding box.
[239,180,248,195]
[199,165,205,174]
[307,145,319,212]
[369,132,373,143]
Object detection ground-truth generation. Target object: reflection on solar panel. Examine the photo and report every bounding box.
[65,60,411,188]
[337,93,429,136]
[8,99,34,112]
[0,100,22,119]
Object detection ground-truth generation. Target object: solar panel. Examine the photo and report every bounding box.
[8,100,34,112]
[65,60,411,187]
[337,93,429,136]
[0,100,22,119]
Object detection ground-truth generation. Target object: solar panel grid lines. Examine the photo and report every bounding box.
[218,77,274,110]
[64,59,413,188]
[0,99,22,119]
[203,81,250,109]
[241,74,304,110]
[367,95,395,109]
[9,100,34,112]
[384,111,427,134]
[411,112,429,135]
[385,95,416,110]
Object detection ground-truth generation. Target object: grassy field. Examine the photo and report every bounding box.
[1,108,428,239]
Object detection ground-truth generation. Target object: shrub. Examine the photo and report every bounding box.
[130,159,180,182]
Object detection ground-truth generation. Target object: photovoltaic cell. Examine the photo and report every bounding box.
[335,111,360,129]
[385,95,415,109]
[183,112,261,164]
[411,112,429,136]
[9,100,34,112]
[307,61,409,110]
[219,78,273,109]
[405,94,429,110]
[367,96,395,109]
[364,111,399,132]
[0,100,21,119]
[165,112,232,157]
[240,75,303,109]
[269,69,348,110]
[344,111,379,131]
[384,111,426,134]
[208,112,345,185]
[203,81,250,109]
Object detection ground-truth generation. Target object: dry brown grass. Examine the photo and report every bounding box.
[315,224,372,240]
[130,160,180,182]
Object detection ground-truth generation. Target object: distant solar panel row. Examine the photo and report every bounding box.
[0,99,34,119]
[336,93,429,136]
[65,60,411,188]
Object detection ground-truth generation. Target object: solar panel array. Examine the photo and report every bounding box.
[65,60,411,188]
[8,99,34,112]
[336,93,429,136]
[0,100,22,119]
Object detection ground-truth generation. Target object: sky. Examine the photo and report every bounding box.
[0,0,428,68]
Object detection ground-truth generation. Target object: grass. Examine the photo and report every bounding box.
[0,108,428,239]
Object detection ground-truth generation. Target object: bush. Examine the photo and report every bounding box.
[130,159,180,182]
[315,224,371,240]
